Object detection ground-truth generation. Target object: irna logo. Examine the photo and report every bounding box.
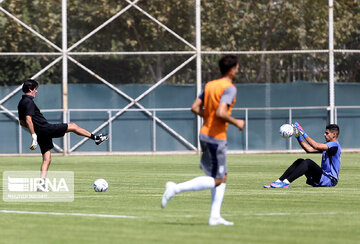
[3,171,74,202]
[7,177,69,192]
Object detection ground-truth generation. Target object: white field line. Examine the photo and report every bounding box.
[230,212,341,217]
[0,210,140,219]
[0,210,354,219]
[75,195,116,198]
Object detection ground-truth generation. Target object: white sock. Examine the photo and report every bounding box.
[210,183,226,219]
[283,179,290,184]
[275,179,282,183]
[175,176,215,194]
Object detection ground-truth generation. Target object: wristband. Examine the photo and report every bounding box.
[297,136,304,143]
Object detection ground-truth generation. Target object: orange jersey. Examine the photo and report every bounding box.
[200,78,236,140]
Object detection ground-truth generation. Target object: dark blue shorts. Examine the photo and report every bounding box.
[200,139,227,179]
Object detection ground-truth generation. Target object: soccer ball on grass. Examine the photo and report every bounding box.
[93,178,109,192]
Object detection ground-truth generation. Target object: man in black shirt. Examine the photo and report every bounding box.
[18,79,108,180]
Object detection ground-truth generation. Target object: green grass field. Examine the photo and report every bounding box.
[1,153,359,244]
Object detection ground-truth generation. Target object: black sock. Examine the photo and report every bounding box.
[90,134,96,140]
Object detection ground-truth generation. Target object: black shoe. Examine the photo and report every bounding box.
[95,134,109,145]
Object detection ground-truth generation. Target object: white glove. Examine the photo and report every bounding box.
[30,133,38,150]
[292,124,300,138]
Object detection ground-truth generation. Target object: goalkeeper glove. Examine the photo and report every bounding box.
[294,122,308,138]
[30,133,38,150]
[292,124,300,138]
[291,124,304,142]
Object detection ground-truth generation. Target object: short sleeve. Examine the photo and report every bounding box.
[24,100,35,116]
[220,86,236,105]
[327,142,338,156]
[198,91,204,101]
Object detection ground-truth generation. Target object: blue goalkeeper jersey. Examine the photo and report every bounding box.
[321,141,341,181]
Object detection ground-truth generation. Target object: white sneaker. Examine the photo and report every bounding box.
[208,217,234,226]
[161,181,176,208]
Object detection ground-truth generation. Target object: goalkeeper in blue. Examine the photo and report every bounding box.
[264,122,341,189]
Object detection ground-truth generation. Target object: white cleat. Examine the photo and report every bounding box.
[208,217,234,226]
[161,181,176,208]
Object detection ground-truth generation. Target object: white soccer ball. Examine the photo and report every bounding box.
[93,179,109,192]
[279,124,294,138]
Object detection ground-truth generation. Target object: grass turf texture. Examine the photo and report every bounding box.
[0,153,359,244]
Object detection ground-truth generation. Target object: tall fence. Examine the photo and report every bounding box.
[1,1,360,154]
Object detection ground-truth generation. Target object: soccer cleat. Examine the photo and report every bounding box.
[161,181,177,208]
[271,181,290,188]
[263,184,271,188]
[209,217,234,226]
[95,134,109,145]
[264,181,281,188]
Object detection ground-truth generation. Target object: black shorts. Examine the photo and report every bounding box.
[37,123,68,154]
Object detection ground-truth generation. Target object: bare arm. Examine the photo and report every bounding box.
[297,139,320,153]
[25,115,38,150]
[304,136,329,151]
[216,101,245,131]
[25,115,36,135]
[19,120,27,128]
[297,136,328,153]
[191,97,204,117]
[294,122,328,153]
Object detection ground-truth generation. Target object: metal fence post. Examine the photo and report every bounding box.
[62,0,69,155]
[195,0,202,153]
[328,0,335,124]
[153,110,156,152]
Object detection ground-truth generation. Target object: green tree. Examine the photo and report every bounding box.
[1,0,360,85]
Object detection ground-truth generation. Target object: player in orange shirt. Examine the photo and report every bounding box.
[161,55,245,226]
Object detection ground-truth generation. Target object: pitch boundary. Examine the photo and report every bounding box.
[0,209,353,219]
[0,210,140,219]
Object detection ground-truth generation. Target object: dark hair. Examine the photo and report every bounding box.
[326,124,340,137]
[22,79,39,93]
[219,55,238,75]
